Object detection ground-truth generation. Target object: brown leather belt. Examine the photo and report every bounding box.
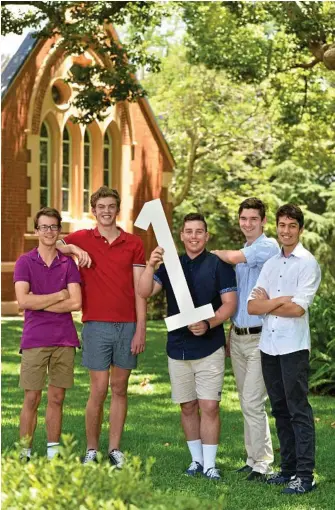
[233,325,262,336]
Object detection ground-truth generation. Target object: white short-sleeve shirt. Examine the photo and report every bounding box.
[248,242,321,355]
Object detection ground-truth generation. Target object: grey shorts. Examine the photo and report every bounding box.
[82,321,137,371]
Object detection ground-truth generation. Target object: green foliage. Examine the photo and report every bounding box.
[183,1,335,81]
[144,39,335,276]
[1,436,213,510]
[1,1,169,123]
[309,288,335,394]
[146,290,166,321]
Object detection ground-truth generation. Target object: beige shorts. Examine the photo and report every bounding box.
[20,346,75,390]
[168,347,225,404]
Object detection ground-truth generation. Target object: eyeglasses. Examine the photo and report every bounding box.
[36,225,60,232]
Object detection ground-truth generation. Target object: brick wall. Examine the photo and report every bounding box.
[1,39,173,310]
[130,101,173,259]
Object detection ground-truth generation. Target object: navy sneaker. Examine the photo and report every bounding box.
[203,467,221,480]
[282,477,316,495]
[185,460,203,476]
[236,464,253,474]
[267,472,296,485]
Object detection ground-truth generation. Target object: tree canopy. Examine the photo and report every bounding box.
[2,1,335,123]
[144,41,335,280]
[2,1,168,123]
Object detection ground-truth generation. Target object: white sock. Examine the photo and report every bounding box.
[21,447,31,459]
[187,439,203,465]
[203,444,218,472]
[47,442,60,459]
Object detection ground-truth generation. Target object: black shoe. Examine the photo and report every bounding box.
[19,454,30,462]
[267,472,296,485]
[282,477,316,494]
[109,449,125,468]
[236,464,253,473]
[246,470,267,482]
[82,449,98,464]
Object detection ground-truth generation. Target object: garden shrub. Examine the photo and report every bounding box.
[1,437,217,510]
[309,287,335,394]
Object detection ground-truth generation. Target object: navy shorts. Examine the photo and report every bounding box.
[82,321,137,371]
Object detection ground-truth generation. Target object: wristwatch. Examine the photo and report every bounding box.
[203,320,211,332]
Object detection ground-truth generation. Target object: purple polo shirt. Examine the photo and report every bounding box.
[13,248,81,349]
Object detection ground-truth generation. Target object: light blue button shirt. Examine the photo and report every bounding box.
[233,233,280,328]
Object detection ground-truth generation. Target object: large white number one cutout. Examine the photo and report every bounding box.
[134,199,215,331]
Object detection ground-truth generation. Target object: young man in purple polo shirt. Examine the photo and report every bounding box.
[14,207,81,461]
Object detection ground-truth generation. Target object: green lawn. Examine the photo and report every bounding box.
[2,318,335,509]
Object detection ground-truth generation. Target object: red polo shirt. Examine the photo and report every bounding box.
[64,228,145,322]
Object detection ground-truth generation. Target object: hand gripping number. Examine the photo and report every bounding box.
[134,199,214,332]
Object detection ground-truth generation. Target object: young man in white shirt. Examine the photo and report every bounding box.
[248,204,321,495]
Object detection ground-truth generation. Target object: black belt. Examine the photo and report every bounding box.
[233,325,262,336]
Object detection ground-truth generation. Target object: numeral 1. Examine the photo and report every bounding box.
[134,199,214,331]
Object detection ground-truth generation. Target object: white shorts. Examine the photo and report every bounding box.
[168,347,225,403]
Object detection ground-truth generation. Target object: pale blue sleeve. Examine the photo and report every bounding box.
[241,239,280,268]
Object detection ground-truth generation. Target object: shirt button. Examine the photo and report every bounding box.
[278,289,280,292]
[280,275,282,278]
[284,262,286,264]
[272,330,274,332]
[105,240,107,244]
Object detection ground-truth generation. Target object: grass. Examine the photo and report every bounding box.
[2,318,335,509]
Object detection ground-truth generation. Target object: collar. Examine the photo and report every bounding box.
[183,249,208,264]
[29,247,67,266]
[280,242,304,259]
[93,226,126,244]
[244,232,266,248]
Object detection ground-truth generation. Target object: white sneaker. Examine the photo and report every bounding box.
[82,449,98,464]
[109,449,125,468]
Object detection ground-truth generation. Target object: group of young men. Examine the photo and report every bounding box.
[14,186,321,495]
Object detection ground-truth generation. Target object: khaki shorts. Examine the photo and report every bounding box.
[168,347,225,404]
[20,346,75,390]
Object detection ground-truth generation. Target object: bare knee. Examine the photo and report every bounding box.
[90,383,108,404]
[23,390,42,411]
[181,400,199,417]
[199,400,219,418]
[48,387,65,407]
[110,379,128,398]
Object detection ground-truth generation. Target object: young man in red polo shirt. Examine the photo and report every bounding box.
[59,187,146,466]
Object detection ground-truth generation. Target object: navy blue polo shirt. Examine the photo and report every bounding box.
[154,250,237,360]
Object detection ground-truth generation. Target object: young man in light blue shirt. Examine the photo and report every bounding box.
[213,198,279,480]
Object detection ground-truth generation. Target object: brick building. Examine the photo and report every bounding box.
[1,31,174,315]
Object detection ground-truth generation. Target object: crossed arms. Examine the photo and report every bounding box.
[15,282,82,313]
[247,287,305,317]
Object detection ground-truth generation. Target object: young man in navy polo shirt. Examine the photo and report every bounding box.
[138,213,237,480]
[14,207,82,461]
[58,187,146,467]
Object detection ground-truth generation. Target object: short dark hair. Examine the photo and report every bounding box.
[276,204,304,229]
[34,207,62,229]
[238,198,266,220]
[90,186,121,210]
[182,213,207,232]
